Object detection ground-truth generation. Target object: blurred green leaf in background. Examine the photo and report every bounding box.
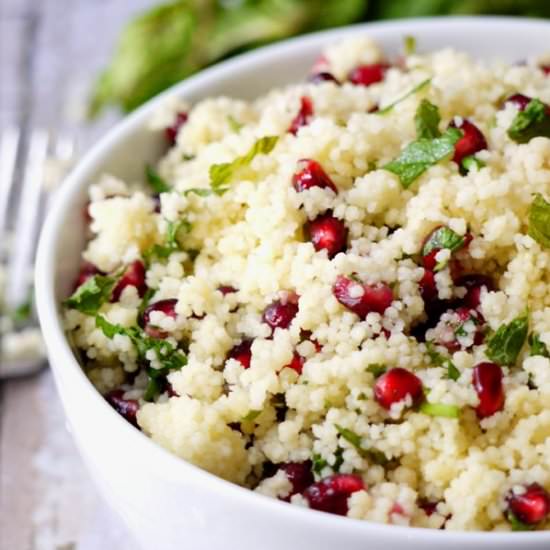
[89,0,550,117]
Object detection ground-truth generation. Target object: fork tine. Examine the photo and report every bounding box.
[5,129,50,309]
[0,127,20,242]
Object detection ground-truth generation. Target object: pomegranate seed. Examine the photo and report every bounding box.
[374,367,423,410]
[419,499,439,516]
[420,225,470,271]
[292,159,337,193]
[348,63,389,87]
[306,213,348,258]
[332,275,393,319]
[419,269,438,303]
[106,389,139,427]
[450,119,487,165]
[166,383,179,398]
[284,352,305,375]
[431,307,485,352]
[165,111,188,145]
[111,260,147,302]
[279,461,314,495]
[218,285,237,295]
[456,274,494,309]
[507,483,550,525]
[263,298,299,331]
[303,474,364,515]
[228,340,253,369]
[142,299,177,339]
[74,261,103,290]
[152,194,162,213]
[288,96,314,135]
[540,65,550,75]
[308,72,339,85]
[505,93,533,112]
[472,362,505,418]
[423,249,439,271]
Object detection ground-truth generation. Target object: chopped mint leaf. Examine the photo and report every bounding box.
[184,188,212,197]
[209,135,278,194]
[182,153,195,161]
[335,424,388,464]
[528,333,550,358]
[227,115,243,132]
[507,510,534,531]
[507,98,550,144]
[376,78,431,115]
[143,217,191,264]
[404,35,416,55]
[426,342,460,381]
[143,377,164,402]
[528,193,550,249]
[64,275,116,315]
[419,401,460,418]
[138,287,155,322]
[335,424,362,448]
[366,363,387,378]
[332,446,344,472]
[422,226,465,257]
[311,453,329,476]
[146,165,170,194]
[415,99,441,140]
[383,127,461,188]
[486,315,529,366]
[242,410,262,422]
[461,155,486,173]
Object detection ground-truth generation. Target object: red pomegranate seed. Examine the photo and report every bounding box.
[106,389,139,427]
[374,367,423,410]
[142,299,177,339]
[306,213,348,258]
[431,307,485,352]
[292,159,337,193]
[284,352,305,375]
[74,261,103,290]
[450,119,488,165]
[540,65,550,75]
[505,93,533,111]
[303,474,365,515]
[288,96,314,135]
[165,111,188,145]
[419,269,438,303]
[348,63,389,87]
[263,298,299,331]
[332,275,393,319]
[456,274,494,309]
[423,249,439,271]
[507,483,550,526]
[419,499,439,516]
[218,285,237,295]
[279,461,314,495]
[472,362,505,418]
[308,72,339,85]
[166,383,179,398]
[111,260,147,302]
[228,340,253,369]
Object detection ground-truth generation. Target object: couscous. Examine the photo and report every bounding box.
[64,36,550,531]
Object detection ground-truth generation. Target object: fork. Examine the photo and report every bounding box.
[0,126,76,380]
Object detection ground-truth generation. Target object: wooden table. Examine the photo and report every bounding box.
[0,1,157,548]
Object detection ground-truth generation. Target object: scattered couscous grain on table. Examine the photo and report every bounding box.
[63,36,550,531]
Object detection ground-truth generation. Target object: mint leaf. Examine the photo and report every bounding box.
[528,193,550,248]
[335,424,388,465]
[422,226,465,257]
[419,401,460,418]
[425,342,460,381]
[507,510,534,532]
[486,315,529,366]
[376,78,431,115]
[146,165,170,194]
[95,313,126,338]
[311,453,329,476]
[242,410,262,422]
[227,115,243,132]
[184,188,212,197]
[209,136,278,194]
[461,155,486,173]
[507,98,550,144]
[415,99,441,139]
[143,218,191,264]
[383,127,461,188]
[64,275,116,314]
[366,363,386,377]
[528,333,549,358]
[335,424,362,448]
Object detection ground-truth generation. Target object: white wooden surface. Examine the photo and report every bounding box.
[0,1,157,548]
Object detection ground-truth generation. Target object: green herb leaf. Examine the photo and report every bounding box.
[415,99,441,139]
[419,401,460,418]
[335,424,388,465]
[528,193,550,248]
[143,377,164,402]
[146,165,171,194]
[242,409,262,422]
[64,275,116,315]
[422,226,465,258]
[507,510,534,532]
[366,363,387,378]
[184,188,212,197]
[486,315,529,366]
[209,135,278,194]
[461,155,486,173]
[143,217,191,264]
[528,333,550,358]
[404,35,416,55]
[507,98,550,144]
[227,115,243,132]
[383,127,462,188]
[425,342,461,381]
[138,288,156,322]
[335,424,363,448]
[376,78,431,115]
[311,453,329,476]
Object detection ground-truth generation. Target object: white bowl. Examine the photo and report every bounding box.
[36,16,550,550]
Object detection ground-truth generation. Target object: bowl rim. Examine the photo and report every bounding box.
[36,15,550,541]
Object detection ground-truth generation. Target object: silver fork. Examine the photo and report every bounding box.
[0,126,76,380]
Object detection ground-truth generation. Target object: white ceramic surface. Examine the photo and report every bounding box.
[36,17,550,550]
